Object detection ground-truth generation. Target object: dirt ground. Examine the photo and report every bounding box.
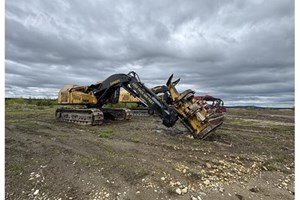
[5,102,295,200]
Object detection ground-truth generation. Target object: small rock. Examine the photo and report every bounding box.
[187,135,194,139]
[170,181,175,186]
[203,179,210,186]
[262,166,268,171]
[182,187,188,194]
[228,193,232,196]
[198,191,207,196]
[183,169,187,173]
[191,196,198,200]
[33,189,39,195]
[136,191,140,194]
[219,160,225,164]
[176,181,181,186]
[105,193,110,197]
[219,187,225,192]
[175,188,182,195]
[197,196,202,200]
[161,177,165,181]
[282,182,288,186]
[206,163,212,168]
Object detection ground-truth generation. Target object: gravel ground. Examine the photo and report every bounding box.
[5,103,294,200]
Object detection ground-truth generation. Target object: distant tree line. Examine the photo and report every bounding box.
[5,97,57,106]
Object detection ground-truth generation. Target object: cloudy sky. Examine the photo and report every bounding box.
[5,0,294,107]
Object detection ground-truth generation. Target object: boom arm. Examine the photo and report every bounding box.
[87,72,178,127]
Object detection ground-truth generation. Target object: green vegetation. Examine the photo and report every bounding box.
[131,138,140,143]
[262,154,292,172]
[80,157,102,167]
[6,164,24,176]
[5,98,57,107]
[269,124,294,132]
[192,139,204,147]
[99,128,114,138]
[229,118,244,125]
[271,154,288,163]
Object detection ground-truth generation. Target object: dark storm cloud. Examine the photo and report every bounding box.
[5,0,294,107]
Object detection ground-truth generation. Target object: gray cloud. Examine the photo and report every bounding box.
[5,0,294,107]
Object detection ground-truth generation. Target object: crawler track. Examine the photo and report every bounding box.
[55,108,133,125]
[101,108,133,120]
[55,108,104,125]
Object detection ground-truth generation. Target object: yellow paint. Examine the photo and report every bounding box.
[119,90,140,103]
[58,85,97,105]
[167,77,210,136]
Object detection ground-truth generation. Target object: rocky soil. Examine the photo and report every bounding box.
[5,103,294,199]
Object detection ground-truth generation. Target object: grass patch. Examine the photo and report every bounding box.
[192,139,203,146]
[99,128,113,138]
[229,118,257,126]
[269,124,294,132]
[252,137,265,144]
[6,164,24,176]
[272,154,289,163]
[131,138,140,143]
[263,153,293,172]
[80,157,102,167]
[102,149,116,157]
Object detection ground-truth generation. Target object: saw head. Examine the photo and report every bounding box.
[166,74,225,139]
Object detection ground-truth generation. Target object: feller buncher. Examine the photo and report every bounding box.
[56,71,224,139]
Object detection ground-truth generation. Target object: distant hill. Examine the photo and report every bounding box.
[225,106,293,110]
